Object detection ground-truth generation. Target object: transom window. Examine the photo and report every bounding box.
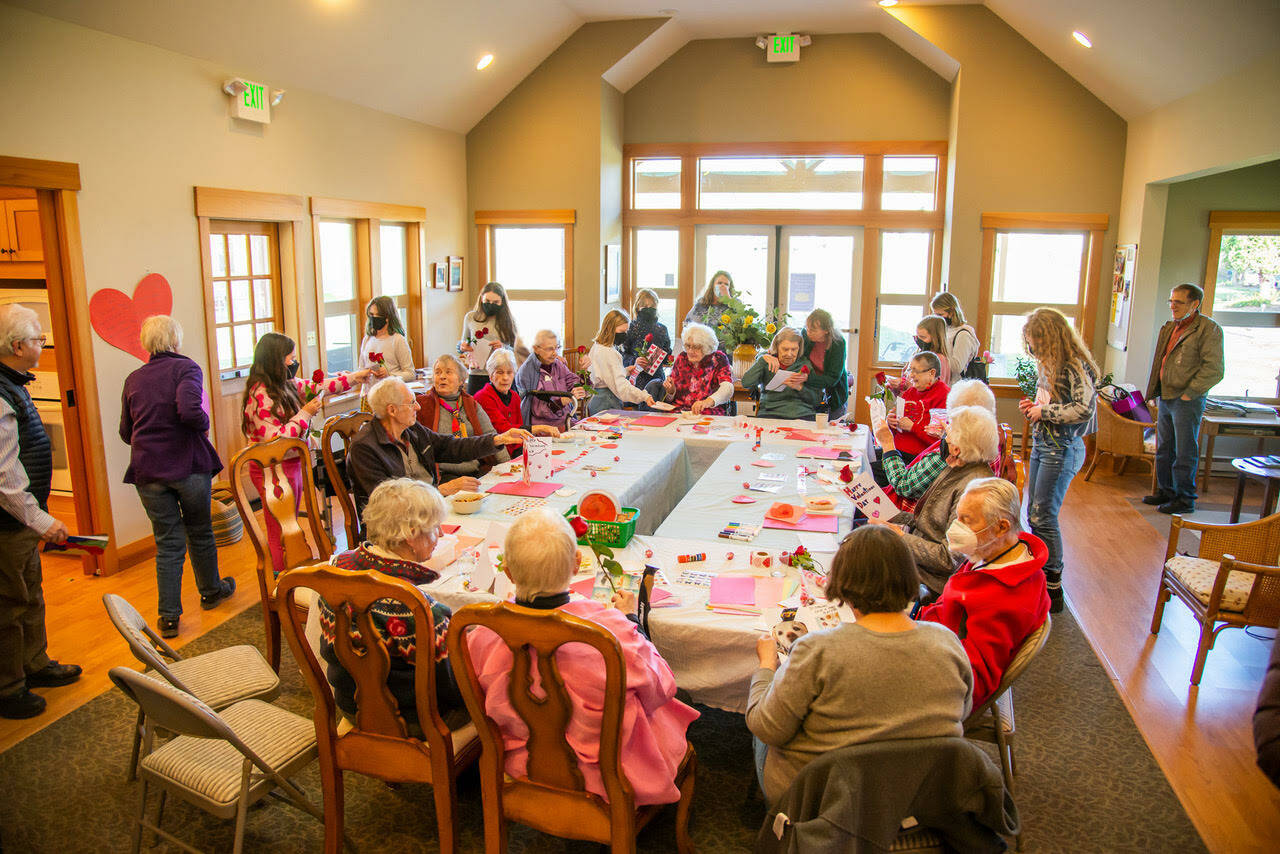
[697,157,865,210]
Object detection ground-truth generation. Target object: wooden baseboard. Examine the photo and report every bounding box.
[116,536,156,570]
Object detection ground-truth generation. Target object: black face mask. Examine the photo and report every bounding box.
[286,360,300,379]
[482,302,501,316]
[914,336,930,351]
[367,315,387,332]
[938,435,949,459]
[638,306,658,323]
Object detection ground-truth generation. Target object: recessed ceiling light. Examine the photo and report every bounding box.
[476,53,494,70]
[1072,30,1092,48]
[878,1,900,7]
[658,8,678,14]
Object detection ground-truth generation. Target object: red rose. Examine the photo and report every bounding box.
[385,617,408,637]
[578,345,587,354]
[839,464,854,484]
[312,369,325,384]
[568,515,590,538]
[645,333,653,343]
[794,545,807,557]
[799,365,810,374]
[369,352,384,364]
[875,371,888,385]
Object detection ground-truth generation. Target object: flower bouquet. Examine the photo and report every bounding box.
[713,293,788,351]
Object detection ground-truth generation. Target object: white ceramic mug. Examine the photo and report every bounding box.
[815,413,829,430]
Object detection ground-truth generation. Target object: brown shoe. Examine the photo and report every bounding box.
[0,689,47,719]
[26,660,82,688]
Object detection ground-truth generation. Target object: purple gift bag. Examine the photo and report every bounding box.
[1110,388,1154,424]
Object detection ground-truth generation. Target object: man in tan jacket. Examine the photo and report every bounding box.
[1143,283,1225,514]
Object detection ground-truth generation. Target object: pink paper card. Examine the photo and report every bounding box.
[486,481,562,498]
[783,429,823,442]
[709,575,756,607]
[755,577,789,611]
[763,514,840,533]
[631,415,677,427]
[439,524,461,535]
[797,446,841,459]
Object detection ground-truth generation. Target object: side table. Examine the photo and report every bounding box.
[1199,412,1280,494]
[1228,457,1280,523]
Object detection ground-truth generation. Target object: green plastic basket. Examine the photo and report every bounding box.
[565,505,638,549]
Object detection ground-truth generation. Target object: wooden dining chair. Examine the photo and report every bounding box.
[229,436,334,671]
[320,411,373,550]
[1150,511,1280,685]
[446,601,697,854]
[275,563,480,854]
[997,423,1023,496]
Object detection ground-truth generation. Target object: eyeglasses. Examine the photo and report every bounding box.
[906,368,936,376]
[24,335,47,347]
[1168,299,1189,306]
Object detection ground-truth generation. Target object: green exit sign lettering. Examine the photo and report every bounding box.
[229,77,271,124]
[766,32,800,63]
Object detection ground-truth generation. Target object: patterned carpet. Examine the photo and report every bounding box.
[0,606,1205,853]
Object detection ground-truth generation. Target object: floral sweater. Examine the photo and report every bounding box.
[668,350,733,414]
[1033,361,1098,448]
[243,373,356,444]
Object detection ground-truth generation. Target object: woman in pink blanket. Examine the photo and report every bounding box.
[465,509,698,805]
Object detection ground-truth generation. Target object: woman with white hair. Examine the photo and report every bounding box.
[648,321,734,415]
[317,478,464,731]
[464,509,698,805]
[587,309,655,415]
[417,354,508,477]
[918,477,1049,707]
[514,329,586,429]
[120,315,233,639]
[741,326,817,420]
[474,347,560,456]
[874,405,1001,594]
[874,379,1001,511]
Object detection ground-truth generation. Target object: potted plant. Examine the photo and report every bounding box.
[712,293,788,379]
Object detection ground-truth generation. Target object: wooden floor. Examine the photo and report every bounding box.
[3,471,1279,852]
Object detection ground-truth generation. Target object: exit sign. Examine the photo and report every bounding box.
[767,33,800,63]
[229,78,270,123]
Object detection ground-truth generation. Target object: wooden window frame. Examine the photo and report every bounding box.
[977,212,1109,387]
[475,209,576,347]
[622,141,947,424]
[309,198,427,374]
[206,220,284,376]
[1203,210,1280,403]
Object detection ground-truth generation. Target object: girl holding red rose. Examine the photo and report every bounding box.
[459,282,523,395]
[358,295,416,387]
[621,288,672,387]
[240,332,371,575]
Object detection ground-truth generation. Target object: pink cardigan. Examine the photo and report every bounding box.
[466,599,698,805]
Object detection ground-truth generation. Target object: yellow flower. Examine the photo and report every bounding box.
[766,322,777,334]
[744,315,754,326]
[720,313,731,324]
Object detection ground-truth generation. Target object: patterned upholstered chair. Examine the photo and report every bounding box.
[102,593,280,781]
[108,666,322,854]
[1150,511,1280,685]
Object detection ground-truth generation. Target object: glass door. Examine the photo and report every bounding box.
[779,227,863,392]
[693,225,775,324]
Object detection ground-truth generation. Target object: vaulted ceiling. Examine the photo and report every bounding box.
[7,0,1278,131]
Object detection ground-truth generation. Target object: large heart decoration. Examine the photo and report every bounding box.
[89,273,173,362]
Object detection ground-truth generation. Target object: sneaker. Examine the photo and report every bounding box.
[0,688,46,719]
[25,660,82,688]
[158,616,180,639]
[200,577,237,610]
[1142,490,1173,506]
[1158,498,1195,515]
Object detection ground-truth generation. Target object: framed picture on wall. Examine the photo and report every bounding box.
[447,256,464,292]
[604,243,621,304]
[434,261,447,289]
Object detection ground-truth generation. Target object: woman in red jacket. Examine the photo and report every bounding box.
[887,351,950,460]
[917,476,1050,708]
[473,348,560,457]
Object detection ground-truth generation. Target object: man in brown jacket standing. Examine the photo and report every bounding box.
[1143,283,1225,514]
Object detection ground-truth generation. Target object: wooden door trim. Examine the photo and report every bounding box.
[0,156,81,191]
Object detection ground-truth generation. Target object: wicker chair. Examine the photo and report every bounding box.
[1150,511,1280,685]
[1084,401,1157,485]
[962,617,1051,851]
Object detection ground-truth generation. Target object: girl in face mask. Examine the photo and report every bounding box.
[460,282,522,395]
[359,296,416,389]
[621,288,672,387]
[587,309,655,414]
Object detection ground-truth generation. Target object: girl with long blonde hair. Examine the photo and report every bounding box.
[1018,307,1098,613]
[587,309,655,414]
[929,292,982,379]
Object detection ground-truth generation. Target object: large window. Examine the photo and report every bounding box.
[476,210,575,345]
[207,221,282,378]
[311,199,427,375]
[633,228,680,333]
[875,230,934,362]
[1204,212,1280,400]
[978,213,1108,380]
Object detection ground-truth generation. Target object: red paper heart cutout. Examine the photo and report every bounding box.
[89,273,173,362]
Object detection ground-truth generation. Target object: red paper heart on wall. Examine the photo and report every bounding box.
[88,273,173,362]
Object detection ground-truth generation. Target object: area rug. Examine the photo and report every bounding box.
[0,607,1205,853]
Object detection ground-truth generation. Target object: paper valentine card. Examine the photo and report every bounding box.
[843,470,895,522]
[524,436,553,482]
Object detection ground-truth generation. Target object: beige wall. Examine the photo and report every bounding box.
[1109,53,1280,385]
[624,34,951,144]
[466,19,664,346]
[600,78,625,319]
[890,5,1127,361]
[0,5,468,545]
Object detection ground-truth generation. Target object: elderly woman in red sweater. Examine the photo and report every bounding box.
[916,477,1050,707]
[887,350,950,460]
[473,348,561,456]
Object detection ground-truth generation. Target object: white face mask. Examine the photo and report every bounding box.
[946,519,990,558]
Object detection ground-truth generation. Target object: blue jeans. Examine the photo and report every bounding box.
[588,387,628,415]
[1027,435,1086,577]
[1155,395,1207,502]
[136,473,222,618]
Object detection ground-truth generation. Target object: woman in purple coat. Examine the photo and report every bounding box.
[514,329,586,429]
[120,316,234,639]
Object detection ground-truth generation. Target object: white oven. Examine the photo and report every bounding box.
[33,400,71,494]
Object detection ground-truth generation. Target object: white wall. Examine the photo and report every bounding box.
[1109,53,1280,385]
[0,5,469,545]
